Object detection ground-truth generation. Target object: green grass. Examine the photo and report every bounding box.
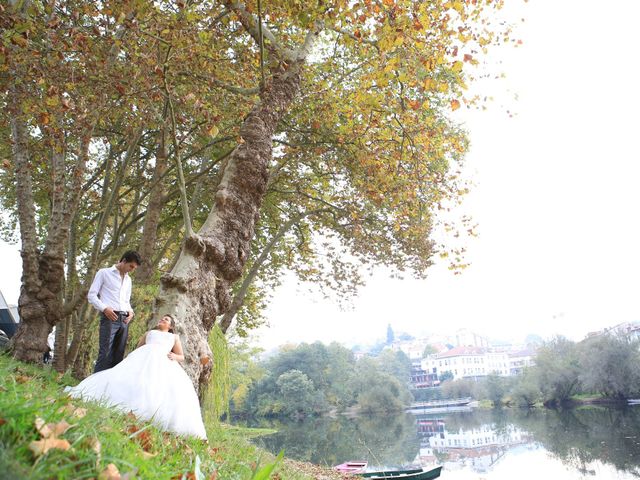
[0,354,310,480]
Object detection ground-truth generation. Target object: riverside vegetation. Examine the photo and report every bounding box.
[232,342,413,418]
[230,333,640,423]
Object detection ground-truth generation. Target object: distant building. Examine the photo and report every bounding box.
[410,361,439,388]
[0,289,20,337]
[390,338,432,360]
[508,348,536,375]
[449,329,490,348]
[421,345,536,381]
[422,346,488,381]
[353,351,368,361]
[584,321,640,342]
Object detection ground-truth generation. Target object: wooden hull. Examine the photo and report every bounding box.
[360,466,443,480]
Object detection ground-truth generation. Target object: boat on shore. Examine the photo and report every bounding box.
[334,461,368,474]
[334,462,442,480]
[360,466,442,480]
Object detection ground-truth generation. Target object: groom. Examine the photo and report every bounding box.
[88,250,142,373]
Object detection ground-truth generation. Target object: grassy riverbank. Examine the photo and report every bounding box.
[0,354,350,479]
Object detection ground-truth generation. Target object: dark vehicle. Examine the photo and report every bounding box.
[0,329,9,350]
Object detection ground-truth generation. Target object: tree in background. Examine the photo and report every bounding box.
[439,371,454,383]
[534,337,582,406]
[275,369,318,418]
[376,348,411,384]
[480,374,514,406]
[441,377,476,399]
[578,335,640,400]
[354,356,412,413]
[509,368,540,407]
[238,342,413,417]
[386,324,395,345]
[422,345,438,358]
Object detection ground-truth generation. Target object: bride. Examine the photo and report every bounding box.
[66,314,207,440]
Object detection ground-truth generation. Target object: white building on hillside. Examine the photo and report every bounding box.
[508,348,536,375]
[422,346,488,381]
[422,346,536,381]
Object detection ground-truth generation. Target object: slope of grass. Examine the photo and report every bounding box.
[0,354,310,480]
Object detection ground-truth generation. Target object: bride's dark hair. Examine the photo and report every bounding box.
[154,314,176,333]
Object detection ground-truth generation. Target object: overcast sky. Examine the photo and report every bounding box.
[252,0,640,349]
[3,0,640,350]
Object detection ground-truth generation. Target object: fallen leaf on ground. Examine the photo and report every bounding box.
[98,463,120,480]
[127,424,153,452]
[35,417,72,438]
[172,473,195,480]
[58,403,88,418]
[29,437,71,456]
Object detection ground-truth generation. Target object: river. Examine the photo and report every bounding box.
[243,406,640,479]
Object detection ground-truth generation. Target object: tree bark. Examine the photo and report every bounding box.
[154,66,303,391]
[11,112,91,363]
[137,128,169,283]
[9,107,54,363]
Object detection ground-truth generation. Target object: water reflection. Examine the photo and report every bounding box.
[250,414,420,468]
[245,406,640,478]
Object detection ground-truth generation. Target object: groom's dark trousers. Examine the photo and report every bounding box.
[94,311,129,373]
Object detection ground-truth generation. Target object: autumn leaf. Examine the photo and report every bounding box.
[450,99,461,111]
[35,417,72,438]
[463,53,473,62]
[98,463,121,480]
[207,125,219,138]
[88,437,102,468]
[15,374,31,384]
[127,423,154,451]
[57,403,87,419]
[29,437,71,456]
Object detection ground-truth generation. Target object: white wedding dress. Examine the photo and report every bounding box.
[66,330,207,440]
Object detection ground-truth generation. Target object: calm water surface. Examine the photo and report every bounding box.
[243,406,640,479]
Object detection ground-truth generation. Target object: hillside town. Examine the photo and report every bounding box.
[373,324,640,390]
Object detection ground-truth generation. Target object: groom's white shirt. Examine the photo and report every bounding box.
[88,265,133,313]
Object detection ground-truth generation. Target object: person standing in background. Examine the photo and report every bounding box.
[88,250,142,373]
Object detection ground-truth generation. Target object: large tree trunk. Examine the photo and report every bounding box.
[9,111,63,362]
[154,67,302,391]
[10,108,89,363]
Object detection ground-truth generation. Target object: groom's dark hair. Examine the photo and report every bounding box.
[120,250,143,265]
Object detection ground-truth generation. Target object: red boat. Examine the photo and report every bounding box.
[334,461,368,474]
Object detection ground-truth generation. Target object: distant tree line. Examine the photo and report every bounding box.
[231,342,413,418]
[434,334,640,406]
